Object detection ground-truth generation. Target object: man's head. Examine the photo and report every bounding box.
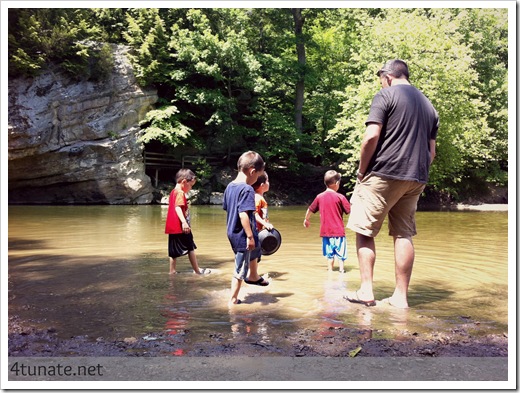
[376,59,409,79]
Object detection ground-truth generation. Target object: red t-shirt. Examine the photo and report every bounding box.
[165,188,189,234]
[308,190,351,237]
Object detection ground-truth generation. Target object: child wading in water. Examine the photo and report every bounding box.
[252,172,275,266]
[165,168,210,275]
[223,151,269,307]
[304,170,351,273]
[253,172,274,232]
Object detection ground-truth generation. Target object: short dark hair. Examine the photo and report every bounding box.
[376,59,409,80]
[175,168,196,183]
[252,172,268,190]
[237,151,265,172]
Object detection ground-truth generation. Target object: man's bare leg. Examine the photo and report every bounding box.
[385,236,414,308]
[350,233,376,301]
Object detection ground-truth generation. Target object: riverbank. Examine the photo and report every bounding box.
[453,204,508,211]
[8,313,507,358]
[153,164,509,209]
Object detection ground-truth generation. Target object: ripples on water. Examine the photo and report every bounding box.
[8,205,509,346]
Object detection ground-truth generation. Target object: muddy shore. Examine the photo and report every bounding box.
[8,314,507,358]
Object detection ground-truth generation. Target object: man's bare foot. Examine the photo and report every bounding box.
[344,290,376,307]
[228,299,242,307]
[169,271,178,275]
[378,297,409,309]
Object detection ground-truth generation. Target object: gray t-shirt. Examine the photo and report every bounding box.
[365,84,439,183]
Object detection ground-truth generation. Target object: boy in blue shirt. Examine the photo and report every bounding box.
[223,151,269,307]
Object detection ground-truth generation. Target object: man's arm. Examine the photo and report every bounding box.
[429,139,436,164]
[357,122,382,180]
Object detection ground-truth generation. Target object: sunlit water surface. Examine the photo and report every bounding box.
[8,205,508,350]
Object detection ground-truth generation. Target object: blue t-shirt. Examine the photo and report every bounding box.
[223,181,258,252]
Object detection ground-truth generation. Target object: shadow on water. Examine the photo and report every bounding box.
[8,205,509,351]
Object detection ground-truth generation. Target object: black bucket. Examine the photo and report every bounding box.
[258,228,282,256]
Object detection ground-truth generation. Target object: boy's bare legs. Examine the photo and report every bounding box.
[188,250,210,274]
[246,258,262,282]
[327,258,334,271]
[187,250,200,273]
[339,259,345,273]
[382,236,414,308]
[229,277,242,306]
[169,257,177,275]
[348,233,376,301]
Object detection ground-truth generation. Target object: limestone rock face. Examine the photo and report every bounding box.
[8,45,157,204]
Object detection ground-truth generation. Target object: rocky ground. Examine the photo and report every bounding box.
[8,315,507,358]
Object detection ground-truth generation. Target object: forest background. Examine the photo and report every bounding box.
[8,7,509,204]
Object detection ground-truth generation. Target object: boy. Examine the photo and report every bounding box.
[253,172,274,264]
[303,170,351,273]
[253,172,274,232]
[165,168,210,275]
[223,151,269,307]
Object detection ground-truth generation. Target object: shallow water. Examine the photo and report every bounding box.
[7,205,509,348]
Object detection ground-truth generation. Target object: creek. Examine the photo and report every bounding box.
[8,205,509,348]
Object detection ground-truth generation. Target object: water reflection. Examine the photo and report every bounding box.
[160,278,189,356]
[7,205,509,346]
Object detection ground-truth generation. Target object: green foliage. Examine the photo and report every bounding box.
[8,7,509,200]
[139,105,192,147]
[329,8,508,196]
[8,9,112,80]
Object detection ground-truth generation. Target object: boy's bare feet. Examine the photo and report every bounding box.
[194,268,211,275]
[228,299,242,307]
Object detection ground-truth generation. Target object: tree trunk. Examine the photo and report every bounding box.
[292,8,305,140]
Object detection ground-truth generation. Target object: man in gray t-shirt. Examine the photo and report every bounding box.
[345,59,439,309]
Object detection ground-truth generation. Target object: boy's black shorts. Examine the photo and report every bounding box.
[168,233,197,258]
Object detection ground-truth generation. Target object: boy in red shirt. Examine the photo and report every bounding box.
[303,170,351,273]
[165,168,210,275]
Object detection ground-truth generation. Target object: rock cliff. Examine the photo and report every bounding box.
[8,45,157,204]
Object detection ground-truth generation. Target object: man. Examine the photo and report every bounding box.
[345,59,439,309]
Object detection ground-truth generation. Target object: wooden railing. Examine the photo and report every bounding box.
[143,152,221,187]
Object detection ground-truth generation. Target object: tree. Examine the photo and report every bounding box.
[8,9,111,80]
[8,7,509,199]
[329,8,507,198]
[291,8,305,139]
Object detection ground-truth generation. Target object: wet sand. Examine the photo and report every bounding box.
[8,312,507,358]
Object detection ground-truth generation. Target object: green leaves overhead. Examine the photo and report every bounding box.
[138,105,192,147]
[8,7,509,200]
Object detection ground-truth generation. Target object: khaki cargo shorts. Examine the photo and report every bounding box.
[346,173,425,238]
